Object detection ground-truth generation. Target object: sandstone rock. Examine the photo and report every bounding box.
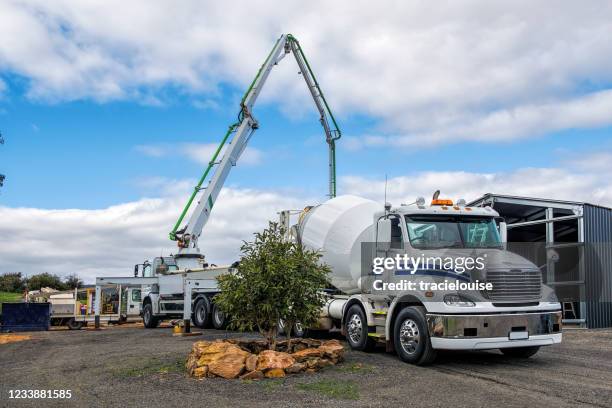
[257,350,295,372]
[285,362,306,374]
[186,354,199,374]
[319,339,344,360]
[197,342,248,367]
[291,347,323,362]
[207,350,249,379]
[304,357,333,370]
[191,340,213,355]
[192,365,208,378]
[264,368,286,378]
[240,370,264,380]
[245,354,258,372]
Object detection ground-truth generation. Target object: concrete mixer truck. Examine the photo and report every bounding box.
[280,194,562,365]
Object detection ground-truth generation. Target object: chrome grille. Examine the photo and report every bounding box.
[483,269,542,301]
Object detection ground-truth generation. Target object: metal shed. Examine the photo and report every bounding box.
[469,194,612,329]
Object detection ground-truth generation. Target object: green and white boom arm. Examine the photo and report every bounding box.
[170,34,341,251]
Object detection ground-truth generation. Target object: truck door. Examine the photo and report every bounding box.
[127,288,142,316]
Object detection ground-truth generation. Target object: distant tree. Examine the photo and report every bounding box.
[26,273,67,291]
[64,273,83,289]
[215,222,330,350]
[0,272,25,293]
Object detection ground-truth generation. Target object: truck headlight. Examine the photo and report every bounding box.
[443,294,475,307]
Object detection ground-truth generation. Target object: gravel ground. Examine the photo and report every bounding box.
[1,326,611,408]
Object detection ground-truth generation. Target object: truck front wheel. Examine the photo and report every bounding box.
[345,305,376,351]
[393,306,436,365]
[501,346,540,358]
[143,303,159,328]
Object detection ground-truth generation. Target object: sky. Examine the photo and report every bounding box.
[1,0,611,282]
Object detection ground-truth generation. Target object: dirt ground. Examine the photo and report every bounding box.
[1,326,611,408]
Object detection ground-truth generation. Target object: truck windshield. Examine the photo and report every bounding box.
[405,216,502,249]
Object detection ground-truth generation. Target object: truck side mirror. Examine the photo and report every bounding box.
[134,265,139,277]
[376,219,392,252]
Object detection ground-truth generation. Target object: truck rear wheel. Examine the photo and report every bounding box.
[345,305,376,351]
[211,303,227,330]
[500,346,540,358]
[67,318,83,330]
[193,298,211,329]
[143,303,159,328]
[393,306,436,365]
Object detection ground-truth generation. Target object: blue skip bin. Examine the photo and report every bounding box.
[1,302,51,332]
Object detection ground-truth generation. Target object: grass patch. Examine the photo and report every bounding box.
[0,292,22,314]
[296,379,359,400]
[335,362,375,373]
[260,378,284,390]
[113,357,184,378]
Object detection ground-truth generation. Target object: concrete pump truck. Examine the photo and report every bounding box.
[94,34,562,365]
[95,34,342,333]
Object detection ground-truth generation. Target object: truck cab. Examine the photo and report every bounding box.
[360,199,561,363]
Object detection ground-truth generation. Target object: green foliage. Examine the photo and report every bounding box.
[0,291,23,314]
[215,222,330,350]
[0,272,25,292]
[296,379,359,400]
[26,273,67,291]
[63,273,83,289]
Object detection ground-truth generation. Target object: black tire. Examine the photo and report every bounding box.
[500,346,540,358]
[344,305,376,351]
[278,319,288,336]
[142,303,159,328]
[193,297,211,329]
[211,303,227,330]
[67,318,83,330]
[292,322,306,338]
[393,306,436,365]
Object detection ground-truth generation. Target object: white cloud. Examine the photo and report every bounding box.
[1,1,612,143]
[1,152,610,283]
[342,152,612,207]
[180,143,262,166]
[135,142,263,166]
[0,187,307,283]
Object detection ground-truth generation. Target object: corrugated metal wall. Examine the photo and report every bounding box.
[583,204,612,329]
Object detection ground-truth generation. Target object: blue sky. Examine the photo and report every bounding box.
[1,1,611,280]
[3,81,610,210]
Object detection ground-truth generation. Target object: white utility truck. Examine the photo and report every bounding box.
[49,286,142,329]
[280,194,562,364]
[94,33,341,332]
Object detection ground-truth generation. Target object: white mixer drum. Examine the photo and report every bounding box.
[300,195,380,294]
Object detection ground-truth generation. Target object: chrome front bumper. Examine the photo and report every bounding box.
[426,311,562,350]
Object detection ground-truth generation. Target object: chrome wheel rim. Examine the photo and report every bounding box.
[197,305,206,324]
[144,308,151,324]
[214,308,224,325]
[347,313,363,344]
[278,319,286,335]
[399,319,420,355]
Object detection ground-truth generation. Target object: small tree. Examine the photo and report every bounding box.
[215,222,330,350]
[26,273,67,291]
[64,273,83,289]
[0,272,25,292]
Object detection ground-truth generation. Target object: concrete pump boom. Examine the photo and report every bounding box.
[169,34,341,252]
